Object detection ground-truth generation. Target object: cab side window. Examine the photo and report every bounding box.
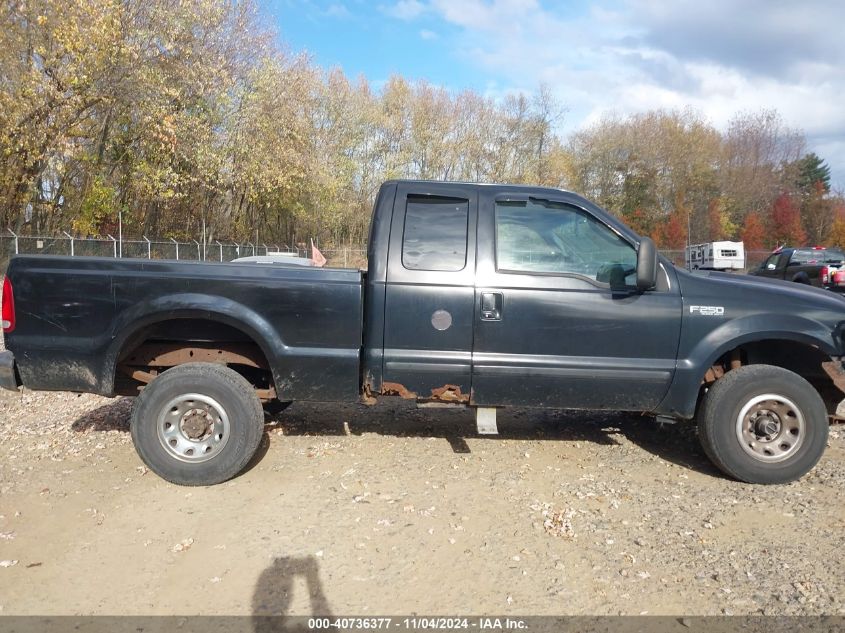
[762,254,780,270]
[791,249,814,264]
[402,196,469,272]
[495,199,637,287]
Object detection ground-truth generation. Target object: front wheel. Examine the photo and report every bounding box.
[697,365,829,484]
[130,362,265,486]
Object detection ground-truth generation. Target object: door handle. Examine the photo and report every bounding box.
[480,292,503,321]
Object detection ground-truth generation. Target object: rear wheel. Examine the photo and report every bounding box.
[697,365,828,484]
[130,362,265,486]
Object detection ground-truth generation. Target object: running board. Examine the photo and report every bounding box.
[475,407,498,434]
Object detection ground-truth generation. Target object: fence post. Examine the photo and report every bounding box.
[107,234,117,258]
[192,239,201,261]
[246,241,254,256]
[262,242,268,256]
[233,242,239,260]
[7,229,18,254]
[62,231,74,257]
[215,240,223,262]
[170,237,179,260]
[143,236,151,259]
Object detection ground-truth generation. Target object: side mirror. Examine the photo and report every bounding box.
[636,237,658,291]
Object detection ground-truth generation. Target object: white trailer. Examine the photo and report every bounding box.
[685,241,745,271]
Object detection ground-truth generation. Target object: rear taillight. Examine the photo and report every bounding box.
[833,270,845,286]
[2,277,14,333]
[821,266,830,284]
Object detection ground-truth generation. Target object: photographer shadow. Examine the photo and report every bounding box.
[252,555,333,632]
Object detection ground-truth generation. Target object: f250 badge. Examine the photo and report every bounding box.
[690,305,725,316]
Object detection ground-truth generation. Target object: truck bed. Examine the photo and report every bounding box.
[4,256,364,401]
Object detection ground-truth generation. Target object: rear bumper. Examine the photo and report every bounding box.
[0,350,20,391]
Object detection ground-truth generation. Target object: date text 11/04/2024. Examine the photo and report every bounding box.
[306,617,528,630]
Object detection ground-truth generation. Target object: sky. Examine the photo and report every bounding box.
[260,0,845,188]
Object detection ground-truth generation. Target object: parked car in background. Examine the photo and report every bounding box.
[749,246,845,293]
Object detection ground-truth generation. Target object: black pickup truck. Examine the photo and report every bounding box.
[749,246,845,292]
[2,180,844,485]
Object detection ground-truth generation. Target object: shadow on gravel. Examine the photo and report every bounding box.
[67,396,723,480]
[616,415,722,478]
[70,397,133,432]
[252,555,333,629]
[267,399,724,479]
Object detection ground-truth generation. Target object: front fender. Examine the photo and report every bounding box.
[656,314,839,419]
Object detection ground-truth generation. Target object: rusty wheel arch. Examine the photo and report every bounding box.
[700,339,845,420]
[114,319,277,401]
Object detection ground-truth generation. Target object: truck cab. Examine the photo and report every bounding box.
[364,181,676,412]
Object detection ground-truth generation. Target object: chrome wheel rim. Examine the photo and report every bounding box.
[157,393,230,463]
[735,393,805,463]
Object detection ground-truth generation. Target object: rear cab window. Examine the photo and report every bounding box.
[788,248,845,265]
[791,249,819,264]
[402,196,469,272]
[824,248,845,263]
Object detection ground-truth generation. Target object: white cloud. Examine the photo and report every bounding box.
[419,29,438,40]
[409,0,845,186]
[430,0,542,33]
[382,0,426,20]
[323,3,351,19]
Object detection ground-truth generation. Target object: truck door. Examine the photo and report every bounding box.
[380,182,477,402]
[471,190,682,410]
[756,252,785,278]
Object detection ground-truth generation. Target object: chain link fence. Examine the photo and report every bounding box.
[2,233,772,275]
[0,233,370,272]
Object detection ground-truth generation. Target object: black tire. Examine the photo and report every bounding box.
[130,363,265,486]
[698,365,828,484]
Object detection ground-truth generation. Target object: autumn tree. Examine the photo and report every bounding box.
[827,200,845,249]
[0,0,831,256]
[718,110,804,222]
[770,193,807,246]
[568,109,721,243]
[740,212,766,250]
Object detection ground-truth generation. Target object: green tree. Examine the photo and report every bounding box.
[795,152,831,194]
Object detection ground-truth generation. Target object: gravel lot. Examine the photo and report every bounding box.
[0,372,843,616]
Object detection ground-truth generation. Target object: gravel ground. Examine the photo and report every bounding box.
[0,377,843,616]
[1,326,844,616]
